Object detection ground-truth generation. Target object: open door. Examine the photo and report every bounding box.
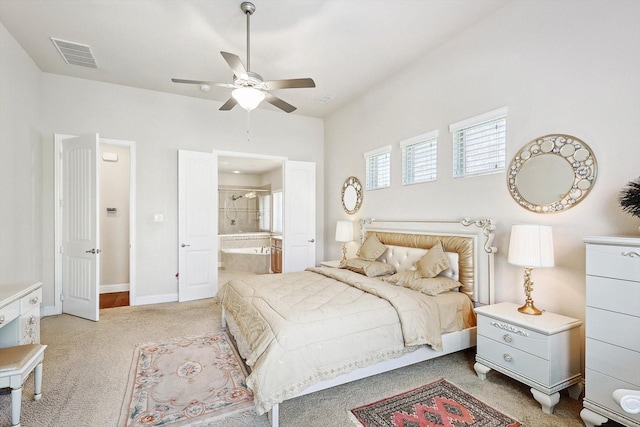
[61,134,100,321]
[283,161,316,272]
[178,150,218,301]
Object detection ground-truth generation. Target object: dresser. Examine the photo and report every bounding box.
[581,236,640,427]
[474,302,583,414]
[0,282,42,348]
[271,237,282,273]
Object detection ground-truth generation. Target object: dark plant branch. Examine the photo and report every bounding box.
[619,176,640,218]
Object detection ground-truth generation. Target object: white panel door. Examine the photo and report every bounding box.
[283,160,316,272]
[178,150,218,302]
[62,134,100,321]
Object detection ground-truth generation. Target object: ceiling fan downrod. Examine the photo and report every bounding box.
[241,2,255,72]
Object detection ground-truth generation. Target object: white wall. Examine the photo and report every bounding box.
[0,23,42,285]
[324,0,640,327]
[39,74,324,306]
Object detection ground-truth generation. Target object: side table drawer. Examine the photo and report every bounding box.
[477,315,549,359]
[20,287,42,312]
[0,300,20,329]
[477,335,549,385]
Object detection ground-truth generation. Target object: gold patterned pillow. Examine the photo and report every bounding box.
[340,258,396,277]
[357,235,387,261]
[416,241,450,278]
[383,271,461,296]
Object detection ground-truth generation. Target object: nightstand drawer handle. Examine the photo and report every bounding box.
[503,334,513,343]
[503,353,513,362]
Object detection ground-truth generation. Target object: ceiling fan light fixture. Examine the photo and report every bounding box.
[232,87,265,111]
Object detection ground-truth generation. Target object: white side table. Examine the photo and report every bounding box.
[474,302,583,414]
[319,260,342,268]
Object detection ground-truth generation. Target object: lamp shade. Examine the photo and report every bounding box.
[335,221,354,243]
[508,224,554,268]
[232,87,265,111]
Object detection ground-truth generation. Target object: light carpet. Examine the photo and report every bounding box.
[119,331,255,427]
[0,298,616,427]
[350,378,521,427]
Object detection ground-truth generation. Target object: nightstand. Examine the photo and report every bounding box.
[319,260,341,268]
[474,302,583,414]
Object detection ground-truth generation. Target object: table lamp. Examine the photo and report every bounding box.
[335,221,354,264]
[508,224,554,315]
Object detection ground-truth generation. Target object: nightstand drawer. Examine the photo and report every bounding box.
[585,369,640,424]
[587,338,640,386]
[477,335,549,385]
[586,243,640,283]
[586,307,640,352]
[586,275,640,316]
[477,314,549,359]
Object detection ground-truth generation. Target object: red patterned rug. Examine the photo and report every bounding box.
[350,378,521,427]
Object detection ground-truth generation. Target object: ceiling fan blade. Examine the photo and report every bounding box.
[219,97,238,111]
[220,51,248,80]
[265,93,296,113]
[171,78,234,89]
[264,78,316,90]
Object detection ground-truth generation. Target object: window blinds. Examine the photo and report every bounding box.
[400,130,438,185]
[364,145,391,190]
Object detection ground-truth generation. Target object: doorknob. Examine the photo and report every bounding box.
[308,239,315,243]
[181,243,191,248]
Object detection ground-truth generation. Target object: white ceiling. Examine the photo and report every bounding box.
[0,0,509,119]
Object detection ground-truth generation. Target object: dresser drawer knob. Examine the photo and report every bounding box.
[30,296,39,304]
[0,315,4,324]
[503,353,513,362]
[503,334,513,343]
[622,251,640,258]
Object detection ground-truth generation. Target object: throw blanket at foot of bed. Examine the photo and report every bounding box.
[219,266,475,415]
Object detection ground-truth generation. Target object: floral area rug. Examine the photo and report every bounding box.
[119,331,255,427]
[349,378,521,427]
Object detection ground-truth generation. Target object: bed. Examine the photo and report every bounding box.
[219,218,496,427]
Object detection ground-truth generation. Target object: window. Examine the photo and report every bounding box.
[400,130,438,185]
[271,191,283,233]
[258,194,271,231]
[364,145,391,190]
[450,107,507,178]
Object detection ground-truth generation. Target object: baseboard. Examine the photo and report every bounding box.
[100,283,130,294]
[133,293,178,306]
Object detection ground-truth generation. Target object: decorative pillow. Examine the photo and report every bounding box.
[357,235,387,261]
[383,271,461,296]
[340,258,396,277]
[416,241,450,278]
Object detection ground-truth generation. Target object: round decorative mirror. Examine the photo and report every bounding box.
[341,176,363,215]
[507,134,597,213]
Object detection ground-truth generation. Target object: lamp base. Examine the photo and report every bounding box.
[518,301,542,315]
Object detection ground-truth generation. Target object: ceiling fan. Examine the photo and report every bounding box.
[172,1,315,113]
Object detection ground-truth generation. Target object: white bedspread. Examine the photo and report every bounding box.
[218,266,474,414]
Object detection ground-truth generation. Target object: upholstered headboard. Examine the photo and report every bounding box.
[361,219,496,305]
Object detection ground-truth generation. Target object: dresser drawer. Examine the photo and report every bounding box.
[586,243,640,282]
[587,275,640,316]
[585,369,640,424]
[477,335,549,385]
[477,314,549,359]
[587,338,640,387]
[0,300,20,329]
[20,287,42,312]
[586,307,640,352]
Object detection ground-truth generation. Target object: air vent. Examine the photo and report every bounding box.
[50,37,98,69]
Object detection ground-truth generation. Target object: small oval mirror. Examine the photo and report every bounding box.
[341,176,363,215]
[507,134,597,213]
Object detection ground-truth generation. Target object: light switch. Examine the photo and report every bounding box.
[154,214,163,222]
